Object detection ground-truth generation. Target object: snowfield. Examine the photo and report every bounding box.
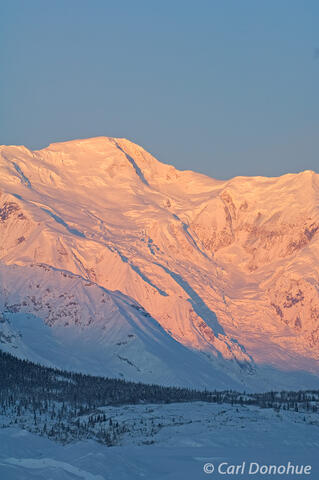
[1,401,319,479]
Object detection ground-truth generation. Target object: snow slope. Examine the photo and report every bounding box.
[1,137,319,390]
[0,263,248,390]
[1,400,319,480]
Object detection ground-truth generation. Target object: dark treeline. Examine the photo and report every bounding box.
[1,350,319,410]
[0,350,213,407]
[0,350,318,445]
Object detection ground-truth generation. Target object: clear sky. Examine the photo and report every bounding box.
[1,0,318,179]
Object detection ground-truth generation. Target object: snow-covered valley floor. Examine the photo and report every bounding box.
[1,401,319,479]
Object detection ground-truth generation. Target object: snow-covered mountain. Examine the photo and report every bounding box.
[1,136,319,391]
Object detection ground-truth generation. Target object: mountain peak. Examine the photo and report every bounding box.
[1,135,319,390]
[41,136,129,152]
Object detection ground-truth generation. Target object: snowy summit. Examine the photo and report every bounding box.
[1,136,319,391]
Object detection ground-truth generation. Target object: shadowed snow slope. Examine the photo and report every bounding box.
[1,137,319,391]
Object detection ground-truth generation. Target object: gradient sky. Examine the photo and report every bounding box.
[1,0,318,179]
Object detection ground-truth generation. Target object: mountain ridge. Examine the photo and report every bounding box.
[1,136,319,391]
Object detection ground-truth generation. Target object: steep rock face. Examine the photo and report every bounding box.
[1,137,319,390]
[188,173,319,271]
[267,275,319,345]
[0,263,250,390]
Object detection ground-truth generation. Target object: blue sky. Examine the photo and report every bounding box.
[1,0,318,179]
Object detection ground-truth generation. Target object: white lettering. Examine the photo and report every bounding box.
[218,462,228,474]
[268,465,277,474]
[249,462,259,474]
[259,465,268,474]
[216,460,312,475]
